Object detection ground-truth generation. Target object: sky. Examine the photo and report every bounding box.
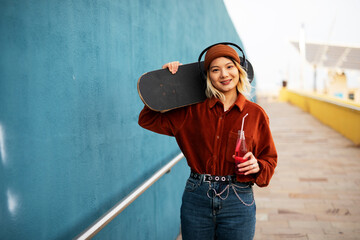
[224,0,360,94]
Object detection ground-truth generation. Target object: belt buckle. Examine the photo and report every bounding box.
[203,174,212,183]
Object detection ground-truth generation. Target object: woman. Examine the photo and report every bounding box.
[138,43,277,240]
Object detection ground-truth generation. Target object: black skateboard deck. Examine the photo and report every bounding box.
[137,60,253,112]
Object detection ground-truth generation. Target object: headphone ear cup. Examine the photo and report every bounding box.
[245,59,254,83]
[239,56,247,69]
[238,57,254,83]
[199,61,207,89]
[202,72,207,81]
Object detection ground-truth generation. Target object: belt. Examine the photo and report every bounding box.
[190,172,236,183]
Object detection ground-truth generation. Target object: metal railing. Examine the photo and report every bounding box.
[74,152,184,240]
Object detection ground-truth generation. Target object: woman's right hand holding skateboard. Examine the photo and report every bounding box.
[162,61,182,74]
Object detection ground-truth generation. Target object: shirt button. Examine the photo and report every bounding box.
[216,136,220,139]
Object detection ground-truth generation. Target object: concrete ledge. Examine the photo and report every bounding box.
[279,88,360,145]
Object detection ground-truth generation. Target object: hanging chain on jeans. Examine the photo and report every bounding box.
[206,183,230,200]
[231,184,255,206]
[205,182,255,206]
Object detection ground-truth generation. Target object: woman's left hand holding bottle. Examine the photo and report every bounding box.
[235,152,260,175]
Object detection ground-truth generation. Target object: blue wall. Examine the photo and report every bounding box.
[0,1,247,239]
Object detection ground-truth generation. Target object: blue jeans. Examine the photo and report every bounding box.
[181,175,256,240]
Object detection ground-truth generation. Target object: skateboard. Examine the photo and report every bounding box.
[137,59,254,112]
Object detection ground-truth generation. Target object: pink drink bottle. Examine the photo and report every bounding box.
[235,130,248,175]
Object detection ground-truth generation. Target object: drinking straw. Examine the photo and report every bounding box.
[240,113,248,136]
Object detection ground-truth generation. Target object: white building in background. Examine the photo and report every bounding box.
[290,41,360,104]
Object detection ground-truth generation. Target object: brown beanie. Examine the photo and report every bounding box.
[204,44,240,70]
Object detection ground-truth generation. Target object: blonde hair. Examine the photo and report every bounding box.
[205,59,252,101]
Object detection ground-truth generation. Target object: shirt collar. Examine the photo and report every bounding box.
[208,93,246,111]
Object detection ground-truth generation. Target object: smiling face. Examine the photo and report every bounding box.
[208,57,240,95]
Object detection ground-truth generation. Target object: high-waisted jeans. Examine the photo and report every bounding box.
[181,175,256,240]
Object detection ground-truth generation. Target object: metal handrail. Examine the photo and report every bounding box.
[74,152,184,240]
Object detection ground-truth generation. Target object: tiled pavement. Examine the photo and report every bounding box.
[254,97,360,240]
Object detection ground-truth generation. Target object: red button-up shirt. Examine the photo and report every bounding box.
[138,94,277,187]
